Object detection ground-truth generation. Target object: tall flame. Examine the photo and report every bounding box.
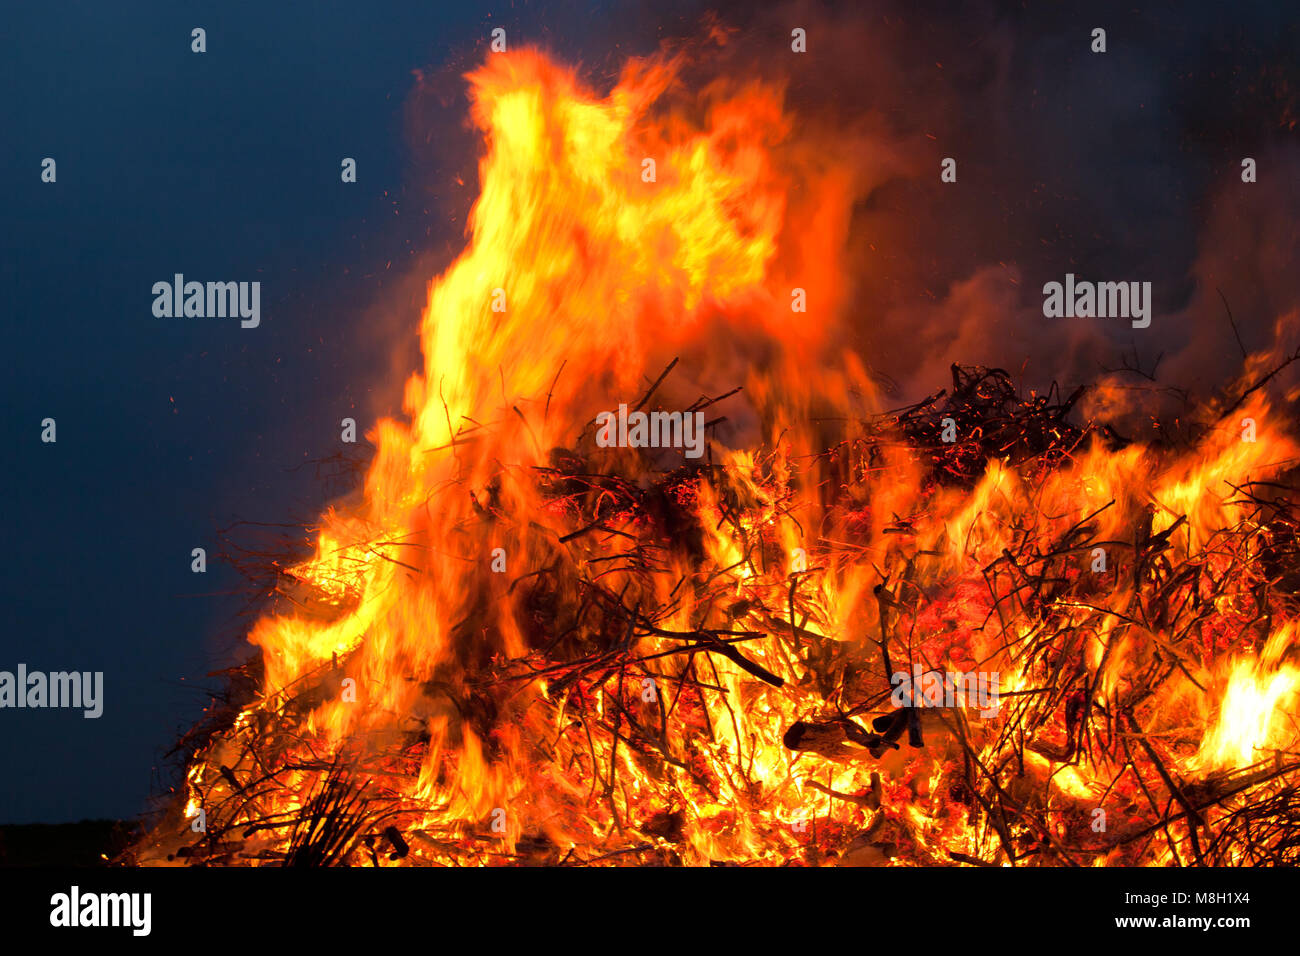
[141,48,1300,868]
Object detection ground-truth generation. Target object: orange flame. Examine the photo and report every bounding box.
[143,48,1300,868]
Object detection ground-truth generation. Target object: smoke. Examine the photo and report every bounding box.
[684,0,1300,420]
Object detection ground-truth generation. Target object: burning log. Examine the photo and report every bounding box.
[783,718,886,759]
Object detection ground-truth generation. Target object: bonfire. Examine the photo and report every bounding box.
[130,48,1300,867]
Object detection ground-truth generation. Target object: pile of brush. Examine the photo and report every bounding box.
[128,363,1300,867]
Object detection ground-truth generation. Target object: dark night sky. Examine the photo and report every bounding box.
[2,1,1296,823]
[0,0,707,824]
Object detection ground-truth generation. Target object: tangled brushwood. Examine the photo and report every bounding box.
[129,358,1300,867]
